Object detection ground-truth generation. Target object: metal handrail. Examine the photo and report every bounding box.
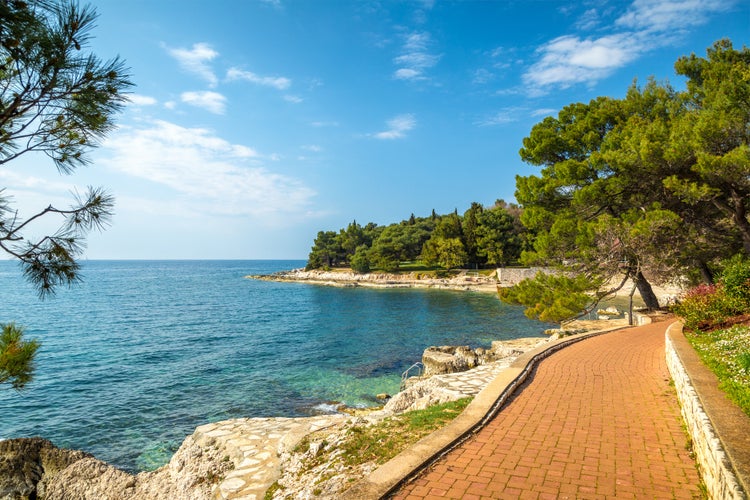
[400,362,424,391]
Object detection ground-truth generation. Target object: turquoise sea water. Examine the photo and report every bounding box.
[0,260,549,472]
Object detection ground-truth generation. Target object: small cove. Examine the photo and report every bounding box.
[0,260,550,472]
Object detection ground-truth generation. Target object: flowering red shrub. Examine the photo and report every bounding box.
[674,283,740,331]
[683,283,718,300]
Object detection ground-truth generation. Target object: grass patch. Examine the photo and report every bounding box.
[393,261,443,272]
[295,397,472,476]
[263,481,283,500]
[338,398,472,466]
[685,325,750,418]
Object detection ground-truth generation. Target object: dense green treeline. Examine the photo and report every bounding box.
[306,201,528,272]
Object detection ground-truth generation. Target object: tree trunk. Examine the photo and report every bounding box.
[697,260,714,284]
[713,192,750,255]
[736,216,750,255]
[733,204,750,255]
[633,271,660,310]
[729,189,750,255]
[628,283,637,326]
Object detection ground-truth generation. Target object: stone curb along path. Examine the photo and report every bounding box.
[666,322,750,499]
[340,325,628,500]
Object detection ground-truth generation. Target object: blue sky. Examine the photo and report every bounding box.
[4,0,749,259]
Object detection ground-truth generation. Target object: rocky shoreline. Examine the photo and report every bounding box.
[0,336,553,500]
[248,268,685,304]
[247,268,501,292]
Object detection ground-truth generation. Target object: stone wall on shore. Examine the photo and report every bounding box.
[495,267,551,286]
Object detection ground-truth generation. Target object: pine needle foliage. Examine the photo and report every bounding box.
[0,0,131,297]
[0,323,40,390]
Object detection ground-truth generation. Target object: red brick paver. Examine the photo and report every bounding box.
[393,322,701,499]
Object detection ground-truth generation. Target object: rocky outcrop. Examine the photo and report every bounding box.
[489,338,535,357]
[384,337,548,414]
[1,418,338,500]
[272,416,379,499]
[0,432,235,500]
[421,338,544,378]
[383,374,477,413]
[0,438,91,500]
[422,346,481,376]
[44,458,140,500]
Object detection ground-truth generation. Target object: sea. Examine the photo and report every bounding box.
[0,260,550,472]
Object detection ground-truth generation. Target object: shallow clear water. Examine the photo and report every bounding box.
[0,260,549,472]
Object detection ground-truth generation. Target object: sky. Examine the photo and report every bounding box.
[3,0,749,259]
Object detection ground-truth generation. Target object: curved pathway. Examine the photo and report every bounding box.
[392,321,701,499]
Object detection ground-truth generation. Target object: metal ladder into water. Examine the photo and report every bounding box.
[400,362,424,391]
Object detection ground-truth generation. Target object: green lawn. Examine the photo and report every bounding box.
[686,324,750,418]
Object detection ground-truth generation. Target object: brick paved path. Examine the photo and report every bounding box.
[392,322,701,499]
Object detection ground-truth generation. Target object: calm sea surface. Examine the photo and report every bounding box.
[0,260,549,472]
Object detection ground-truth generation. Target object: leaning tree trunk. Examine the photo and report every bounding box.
[633,271,660,310]
[714,192,750,256]
[697,260,714,285]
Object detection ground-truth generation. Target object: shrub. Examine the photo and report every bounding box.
[674,256,750,331]
[720,256,750,305]
[673,283,740,331]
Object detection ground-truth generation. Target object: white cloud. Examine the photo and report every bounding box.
[0,169,73,194]
[522,0,733,93]
[0,169,93,237]
[284,95,303,104]
[617,0,730,32]
[477,108,524,126]
[302,145,322,152]
[393,31,441,81]
[226,68,291,90]
[394,68,421,81]
[532,108,558,117]
[575,8,601,30]
[374,114,416,139]
[489,46,506,59]
[524,34,639,89]
[100,120,315,219]
[472,68,493,85]
[307,78,324,90]
[165,42,219,87]
[311,121,339,128]
[395,51,440,69]
[128,94,158,106]
[181,91,227,114]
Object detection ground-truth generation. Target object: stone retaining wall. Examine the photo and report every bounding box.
[495,267,551,286]
[665,324,748,500]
